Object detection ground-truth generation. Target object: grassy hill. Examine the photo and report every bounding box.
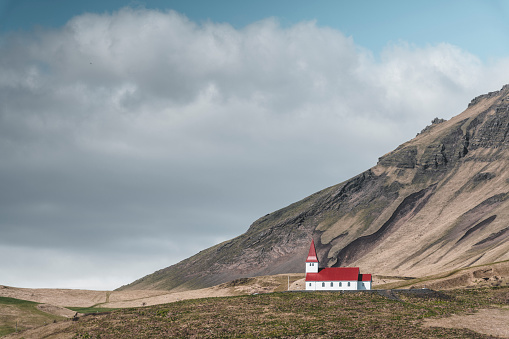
[0,297,64,337]
[7,286,508,338]
[2,264,509,337]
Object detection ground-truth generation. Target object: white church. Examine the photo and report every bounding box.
[305,240,372,291]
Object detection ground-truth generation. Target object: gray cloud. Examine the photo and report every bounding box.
[1,7,509,289]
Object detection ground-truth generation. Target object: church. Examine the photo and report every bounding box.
[305,240,372,291]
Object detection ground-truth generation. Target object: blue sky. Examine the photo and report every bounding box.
[2,0,509,60]
[1,0,509,290]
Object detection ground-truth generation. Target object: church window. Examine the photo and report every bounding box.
[322,282,325,287]
[348,282,350,287]
[330,282,333,287]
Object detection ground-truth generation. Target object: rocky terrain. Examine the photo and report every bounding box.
[119,85,509,291]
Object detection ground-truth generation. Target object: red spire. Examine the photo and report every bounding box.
[306,239,319,263]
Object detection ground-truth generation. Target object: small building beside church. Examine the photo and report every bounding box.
[305,239,372,291]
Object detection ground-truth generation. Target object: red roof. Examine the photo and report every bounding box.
[306,267,360,281]
[360,274,372,282]
[306,239,318,263]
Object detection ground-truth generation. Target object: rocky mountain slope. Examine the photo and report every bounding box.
[119,85,509,291]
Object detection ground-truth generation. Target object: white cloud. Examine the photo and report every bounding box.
[1,7,509,289]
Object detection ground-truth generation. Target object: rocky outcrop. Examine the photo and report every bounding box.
[417,117,446,136]
[119,85,509,291]
[468,84,509,107]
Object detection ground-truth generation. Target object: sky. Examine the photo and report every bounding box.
[1,0,509,290]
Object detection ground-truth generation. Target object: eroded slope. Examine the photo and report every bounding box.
[119,85,509,291]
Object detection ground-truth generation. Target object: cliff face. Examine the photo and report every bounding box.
[119,85,509,291]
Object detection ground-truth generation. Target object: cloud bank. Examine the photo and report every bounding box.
[1,8,508,289]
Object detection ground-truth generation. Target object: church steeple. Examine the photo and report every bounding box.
[306,239,318,262]
[305,239,319,273]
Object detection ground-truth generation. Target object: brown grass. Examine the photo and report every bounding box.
[29,288,509,338]
[2,265,509,338]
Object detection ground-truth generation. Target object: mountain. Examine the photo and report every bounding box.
[118,85,509,291]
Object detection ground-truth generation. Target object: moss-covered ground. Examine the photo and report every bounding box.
[70,287,509,338]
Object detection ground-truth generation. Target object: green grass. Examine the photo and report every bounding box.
[69,287,509,338]
[67,306,120,314]
[0,296,39,307]
[0,296,64,336]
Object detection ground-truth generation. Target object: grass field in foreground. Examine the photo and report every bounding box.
[0,296,64,336]
[70,287,509,338]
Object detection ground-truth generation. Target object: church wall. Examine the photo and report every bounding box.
[306,280,358,291]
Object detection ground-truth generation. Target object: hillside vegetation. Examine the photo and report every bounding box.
[4,286,509,338]
[3,263,509,338]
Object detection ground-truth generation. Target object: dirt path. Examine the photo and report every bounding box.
[423,307,509,338]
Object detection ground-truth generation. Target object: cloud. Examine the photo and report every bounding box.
[1,7,508,289]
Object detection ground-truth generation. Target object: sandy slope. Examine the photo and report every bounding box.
[0,285,233,309]
[0,285,180,308]
[101,287,234,308]
[0,286,107,307]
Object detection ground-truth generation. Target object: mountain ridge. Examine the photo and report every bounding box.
[118,84,509,291]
